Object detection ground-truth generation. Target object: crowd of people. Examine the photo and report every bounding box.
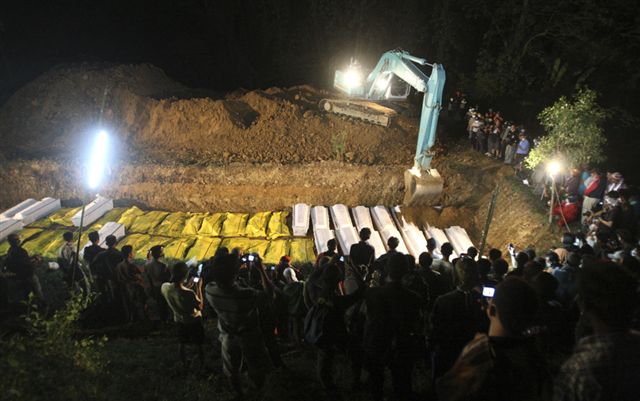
[3,222,640,401]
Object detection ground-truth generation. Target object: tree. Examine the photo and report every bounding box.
[526,88,608,169]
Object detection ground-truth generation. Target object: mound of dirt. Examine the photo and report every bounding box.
[0,63,418,165]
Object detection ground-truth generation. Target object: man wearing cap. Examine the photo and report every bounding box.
[144,245,170,322]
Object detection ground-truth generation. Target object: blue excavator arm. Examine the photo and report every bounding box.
[363,50,446,171]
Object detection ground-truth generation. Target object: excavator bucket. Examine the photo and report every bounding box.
[403,168,444,206]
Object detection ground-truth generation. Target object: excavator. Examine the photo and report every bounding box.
[320,49,446,206]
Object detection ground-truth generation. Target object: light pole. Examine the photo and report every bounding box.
[547,160,561,224]
[72,130,109,289]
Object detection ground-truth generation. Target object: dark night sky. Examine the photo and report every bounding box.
[1,0,639,175]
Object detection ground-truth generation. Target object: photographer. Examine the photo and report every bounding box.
[161,262,204,369]
[205,253,273,396]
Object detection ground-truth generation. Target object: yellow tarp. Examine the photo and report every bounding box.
[197,213,226,236]
[152,212,191,237]
[117,206,145,230]
[185,237,222,261]
[290,238,316,265]
[263,239,291,265]
[117,234,173,259]
[28,207,81,229]
[267,211,291,239]
[182,213,206,236]
[22,229,67,259]
[219,238,270,258]
[163,237,196,260]
[0,228,44,256]
[89,207,126,230]
[221,213,249,237]
[129,211,170,233]
[244,212,271,238]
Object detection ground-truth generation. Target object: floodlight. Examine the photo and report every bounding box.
[546,160,561,177]
[87,130,108,190]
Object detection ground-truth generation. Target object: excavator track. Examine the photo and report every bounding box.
[319,98,397,127]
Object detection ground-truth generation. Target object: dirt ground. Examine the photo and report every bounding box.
[0,63,557,252]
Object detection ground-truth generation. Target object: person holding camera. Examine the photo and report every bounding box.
[161,262,204,369]
[205,253,273,396]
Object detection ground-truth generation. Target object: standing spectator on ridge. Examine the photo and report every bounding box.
[582,169,606,224]
[554,263,640,401]
[502,124,519,164]
[161,262,204,369]
[514,130,530,176]
[205,253,273,396]
[83,231,103,265]
[144,245,170,323]
[553,253,580,307]
[438,278,551,401]
[350,228,375,271]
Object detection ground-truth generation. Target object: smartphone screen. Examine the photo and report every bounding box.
[248,255,255,262]
[339,256,345,262]
[193,277,200,283]
[482,286,495,297]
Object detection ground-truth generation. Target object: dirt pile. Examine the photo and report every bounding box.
[0,63,417,165]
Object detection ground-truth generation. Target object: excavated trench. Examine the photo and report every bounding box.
[0,63,556,251]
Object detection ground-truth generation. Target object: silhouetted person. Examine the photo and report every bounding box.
[491,258,509,283]
[350,227,375,271]
[114,245,145,322]
[205,253,272,396]
[83,231,103,265]
[431,258,488,379]
[90,235,123,297]
[432,242,455,290]
[315,239,338,268]
[554,262,640,401]
[364,253,422,401]
[438,277,552,401]
[374,236,401,281]
[161,261,204,368]
[144,245,170,323]
[3,233,43,302]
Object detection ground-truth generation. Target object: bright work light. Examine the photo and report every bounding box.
[87,130,109,189]
[546,160,561,177]
[344,68,362,89]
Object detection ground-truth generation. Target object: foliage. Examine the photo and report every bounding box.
[331,130,347,161]
[526,88,608,169]
[0,295,107,401]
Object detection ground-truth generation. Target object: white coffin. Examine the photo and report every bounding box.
[445,226,475,258]
[14,197,61,225]
[72,196,114,227]
[329,204,353,230]
[313,228,335,254]
[0,198,38,221]
[311,206,330,230]
[80,222,126,257]
[0,219,24,242]
[370,205,395,233]
[351,206,374,232]
[380,226,410,255]
[392,206,429,258]
[367,231,387,259]
[425,226,458,260]
[292,203,311,237]
[335,226,359,256]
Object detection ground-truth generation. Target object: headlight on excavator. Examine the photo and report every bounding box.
[344,68,362,89]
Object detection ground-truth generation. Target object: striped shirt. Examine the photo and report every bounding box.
[205,282,268,335]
